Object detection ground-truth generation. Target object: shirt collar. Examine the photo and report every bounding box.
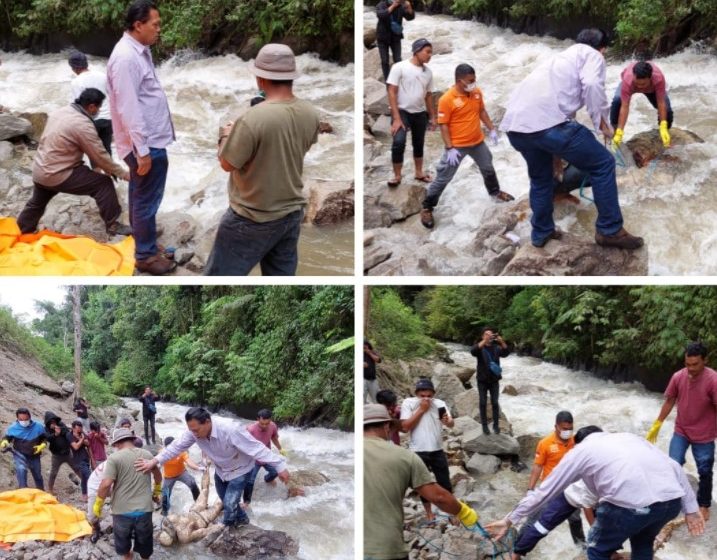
[122,31,150,57]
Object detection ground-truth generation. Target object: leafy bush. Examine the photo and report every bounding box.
[83,370,117,407]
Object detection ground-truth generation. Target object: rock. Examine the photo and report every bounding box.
[441,528,514,559]
[364,197,394,229]
[625,127,704,168]
[364,78,390,116]
[0,141,13,162]
[318,121,333,134]
[364,231,376,247]
[370,114,392,139]
[364,29,377,49]
[461,429,520,456]
[502,384,518,396]
[364,244,392,270]
[304,179,354,225]
[173,247,194,265]
[289,469,330,487]
[431,39,453,55]
[466,453,501,475]
[24,377,64,398]
[448,465,471,487]
[60,380,75,394]
[0,114,32,141]
[453,391,479,420]
[431,370,466,412]
[377,183,424,221]
[364,46,383,81]
[130,409,140,419]
[501,232,648,276]
[451,415,481,435]
[203,524,300,559]
[18,112,48,141]
[517,434,542,462]
[435,363,474,384]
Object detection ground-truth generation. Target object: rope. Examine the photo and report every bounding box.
[578,174,594,204]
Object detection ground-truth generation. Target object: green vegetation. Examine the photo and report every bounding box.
[442,0,717,51]
[369,286,717,377]
[24,286,354,427]
[3,0,354,61]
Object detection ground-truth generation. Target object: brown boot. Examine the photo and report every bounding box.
[420,208,434,229]
[135,254,177,275]
[595,228,644,250]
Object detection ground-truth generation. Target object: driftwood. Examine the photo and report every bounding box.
[653,518,686,551]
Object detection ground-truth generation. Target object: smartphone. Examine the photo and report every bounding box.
[438,406,447,419]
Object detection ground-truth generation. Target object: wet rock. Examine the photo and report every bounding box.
[466,453,501,475]
[18,112,48,141]
[0,141,13,162]
[500,232,648,276]
[364,46,383,80]
[304,179,354,225]
[502,384,518,396]
[431,39,453,55]
[377,183,424,220]
[461,430,520,456]
[0,114,32,141]
[364,244,392,270]
[364,78,390,116]
[625,127,704,168]
[431,371,465,412]
[364,29,377,49]
[318,121,333,134]
[203,524,300,559]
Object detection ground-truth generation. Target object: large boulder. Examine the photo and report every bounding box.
[364,78,390,116]
[461,430,520,456]
[364,197,394,229]
[364,29,377,49]
[202,524,300,559]
[625,127,704,168]
[157,211,198,246]
[364,45,383,80]
[517,434,542,462]
[304,179,354,225]
[377,183,424,221]
[451,415,481,436]
[432,371,466,412]
[0,114,32,141]
[364,244,392,270]
[0,141,13,162]
[370,114,392,139]
[466,453,501,476]
[435,362,474,384]
[453,390,479,420]
[18,112,48,141]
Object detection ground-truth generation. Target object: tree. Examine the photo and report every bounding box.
[72,285,82,402]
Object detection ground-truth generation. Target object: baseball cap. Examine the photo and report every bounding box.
[364,404,391,425]
[68,50,88,70]
[415,378,435,392]
[249,43,300,80]
[412,38,432,54]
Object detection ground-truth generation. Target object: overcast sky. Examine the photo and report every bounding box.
[0,280,69,324]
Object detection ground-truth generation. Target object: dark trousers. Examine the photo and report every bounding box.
[94,119,113,158]
[143,414,156,445]
[477,380,500,427]
[243,462,279,504]
[205,207,303,276]
[378,36,402,81]
[609,85,673,129]
[415,450,452,504]
[48,453,81,490]
[391,110,428,164]
[513,492,585,555]
[112,512,153,558]
[17,165,121,233]
[161,470,200,515]
[587,498,681,560]
[125,147,168,260]
[215,471,250,526]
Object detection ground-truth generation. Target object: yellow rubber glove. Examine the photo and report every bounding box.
[659,121,670,147]
[33,442,47,455]
[646,419,663,444]
[279,449,288,457]
[0,440,9,450]
[457,501,479,528]
[611,128,624,151]
[93,497,105,519]
[153,483,162,499]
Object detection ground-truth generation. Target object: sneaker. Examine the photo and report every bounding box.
[106,221,132,236]
[595,228,644,250]
[420,208,434,229]
[135,254,178,275]
[532,228,563,248]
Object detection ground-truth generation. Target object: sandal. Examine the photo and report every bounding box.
[387,178,401,187]
[414,174,432,183]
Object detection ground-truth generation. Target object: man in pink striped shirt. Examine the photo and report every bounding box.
[107,0,176,275]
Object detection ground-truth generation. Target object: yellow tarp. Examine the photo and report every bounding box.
[0,217,135,275]
[0,488,92,544]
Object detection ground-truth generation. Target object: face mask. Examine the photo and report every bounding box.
[560,430,573,440]
[19,420,31,427]
[462,81,477,92]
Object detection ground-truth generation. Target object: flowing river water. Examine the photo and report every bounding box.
[365,9,717,275]
[120,399,354,559]
[443,342,715,560]
[0,50,354,275]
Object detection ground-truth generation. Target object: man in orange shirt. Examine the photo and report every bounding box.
[420,63,513,229]
[160,436,201,515]
[512,411,584,558]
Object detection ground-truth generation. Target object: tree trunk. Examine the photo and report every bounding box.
[363,286,370,334]
[72,285,82,401]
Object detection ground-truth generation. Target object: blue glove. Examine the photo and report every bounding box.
[489,129,499,146]
[445,148,461,167]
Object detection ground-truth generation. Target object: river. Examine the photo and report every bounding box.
[364,9,717,275]
[120,398,354,559]
[0,49,354,275]
[442,342,715,560]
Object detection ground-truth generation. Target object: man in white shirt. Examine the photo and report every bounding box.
[386,38,436,187]
[69,50,113,157]
[400,378,454,523]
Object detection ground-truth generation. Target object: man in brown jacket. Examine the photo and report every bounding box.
[17,88,131,236]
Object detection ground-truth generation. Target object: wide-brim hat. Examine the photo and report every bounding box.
[249,43,300,80]
[111,427,136,446]
[364,404,391,425]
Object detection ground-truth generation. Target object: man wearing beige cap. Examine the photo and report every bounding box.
[206,43,320,276]
[364,404,480,560]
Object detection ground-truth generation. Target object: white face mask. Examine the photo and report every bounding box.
[560,430,573,440]
[18,420,31,427]
[462,81,477,92]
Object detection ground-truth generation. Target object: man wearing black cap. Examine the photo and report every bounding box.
[206,43,320,276]
[364,404,479,559]
[400,378,454,523]
[68,50,113,157]
[375,0,415,81]
[386,38,435,187]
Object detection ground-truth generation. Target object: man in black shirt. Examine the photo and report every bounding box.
[45,411,82,495]
[139,386,159,445]
[375,0,415,81]
[364,341,382,403]
[470,327,510,435]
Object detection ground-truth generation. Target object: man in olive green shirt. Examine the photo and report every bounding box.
[363,404,479,560]
[206,43,319,276]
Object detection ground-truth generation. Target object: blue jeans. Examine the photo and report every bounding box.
[669,432,714,508]
[214,472,250,526]
[14,452,44,490]
[125,147,169,260]
[587,498,681,560]
[609,83,673,129]
[74,460,90,495]
[161,470,200,515]
[242,462,279,504]
[507,121,624,246]
[204,208,303,276]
